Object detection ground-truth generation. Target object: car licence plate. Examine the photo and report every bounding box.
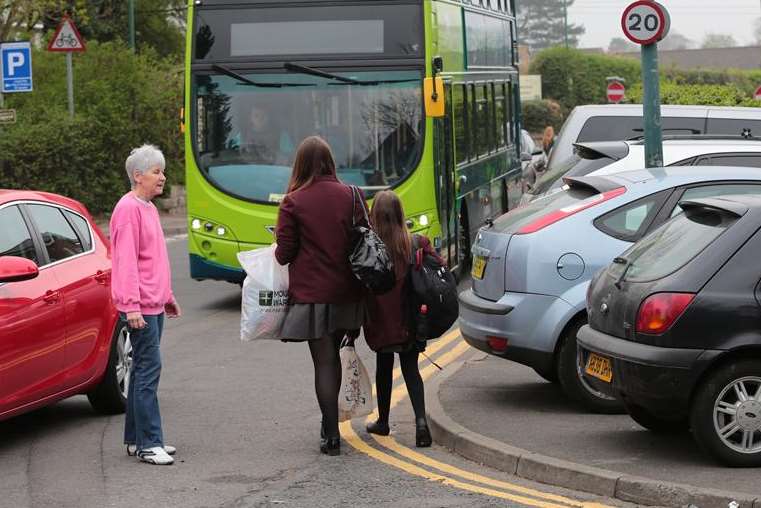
[585,353,613,383]
[471,255,487,280]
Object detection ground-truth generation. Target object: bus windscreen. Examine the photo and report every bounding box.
[192,70,424,203]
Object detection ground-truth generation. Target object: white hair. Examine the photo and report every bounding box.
[125,144,166,186]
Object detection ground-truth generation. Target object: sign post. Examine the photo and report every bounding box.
[47,16,86,118]
[622,1,670,167]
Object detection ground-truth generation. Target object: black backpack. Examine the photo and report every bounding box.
[405,235,459,340]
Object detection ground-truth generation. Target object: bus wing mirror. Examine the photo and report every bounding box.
[424,77,445,118]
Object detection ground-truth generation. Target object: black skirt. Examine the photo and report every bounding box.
[280,302,365,341]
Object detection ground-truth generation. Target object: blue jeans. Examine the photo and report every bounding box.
[122,313,165,451]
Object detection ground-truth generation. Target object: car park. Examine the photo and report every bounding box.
[459,167,761,413]
[0,190,128,422]
[547,105,761,176]
[523,136,761,204]
[578,194,761,466]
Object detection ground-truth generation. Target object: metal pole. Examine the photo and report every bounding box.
[66,52,74,118]
[0,93,4,108]
[641,43,663,167]
[564,0,569,48]
[128,0,135,51]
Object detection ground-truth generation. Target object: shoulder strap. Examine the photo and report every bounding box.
[350,185,369,227]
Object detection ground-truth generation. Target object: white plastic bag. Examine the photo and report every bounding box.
[237,245,289,341]
[338,343,374,422]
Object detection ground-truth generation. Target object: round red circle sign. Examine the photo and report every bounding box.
[755,86,761,101]
[607,82,626,104]
[621,1,669,45]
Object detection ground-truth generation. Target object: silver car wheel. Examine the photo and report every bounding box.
[713,376,761,454]
[116,327,132,400]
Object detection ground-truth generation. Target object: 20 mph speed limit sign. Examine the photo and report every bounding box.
[622,1,671,45]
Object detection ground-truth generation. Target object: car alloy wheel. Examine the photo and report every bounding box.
[116,326,133,400]
[712,376,761,454]
[691,360,761,466]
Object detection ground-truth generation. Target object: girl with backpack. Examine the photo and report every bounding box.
[363,190,443,447]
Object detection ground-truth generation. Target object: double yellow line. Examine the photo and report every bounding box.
[339,330,612,508]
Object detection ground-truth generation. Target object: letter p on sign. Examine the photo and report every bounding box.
[7,52,24,76]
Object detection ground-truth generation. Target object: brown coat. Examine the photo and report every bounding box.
[274,175,365,304]
[364,235,441,352]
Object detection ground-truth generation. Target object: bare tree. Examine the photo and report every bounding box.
[701,33,737,49]
[659,31,694,50]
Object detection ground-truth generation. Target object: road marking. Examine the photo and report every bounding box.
[341,424,574,508]
[371,327,461,396]
[342,330,614,508]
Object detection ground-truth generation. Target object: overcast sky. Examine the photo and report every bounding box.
[569,0,761,49]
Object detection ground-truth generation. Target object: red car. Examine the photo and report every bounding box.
[0,189,128,421]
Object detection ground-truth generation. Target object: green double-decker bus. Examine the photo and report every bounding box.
[185,0,522,283]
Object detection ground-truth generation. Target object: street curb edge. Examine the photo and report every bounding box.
[426,354,760,508]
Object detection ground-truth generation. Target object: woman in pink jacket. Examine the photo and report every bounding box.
[110,144,182,466]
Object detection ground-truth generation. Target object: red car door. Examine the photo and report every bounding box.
[24,204,113,390]
[0,204,66,416]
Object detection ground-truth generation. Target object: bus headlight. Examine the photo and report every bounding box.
[418,214,429,227]
[217,227,226,236]
[191,219,201,230]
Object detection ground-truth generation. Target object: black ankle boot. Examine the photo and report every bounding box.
[366,420,390,436]
[320,436,340,456]
[415,420,432,448]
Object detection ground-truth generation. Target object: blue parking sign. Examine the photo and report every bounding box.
[1,42,33,93]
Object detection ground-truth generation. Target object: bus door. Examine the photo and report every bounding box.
[433,82,458,268]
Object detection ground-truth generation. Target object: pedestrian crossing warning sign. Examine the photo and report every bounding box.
[47,16,86,53]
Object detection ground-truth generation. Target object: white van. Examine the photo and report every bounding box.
[547,104,761,173]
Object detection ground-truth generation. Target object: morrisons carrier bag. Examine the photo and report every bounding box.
[238,245,289,341]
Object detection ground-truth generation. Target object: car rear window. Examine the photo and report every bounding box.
[610,207,738,282]
[706,118,761,138]
[494,186,597,234]
[577,116,705,143]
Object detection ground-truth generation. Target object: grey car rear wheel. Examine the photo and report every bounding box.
[557,319,625,414]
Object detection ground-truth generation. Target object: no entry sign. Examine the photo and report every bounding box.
[622,1,671,45]
[607,81,626,104]
[755,86,761,101]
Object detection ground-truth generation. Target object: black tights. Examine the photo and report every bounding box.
[308,333,343,440]
[375,350,426,425]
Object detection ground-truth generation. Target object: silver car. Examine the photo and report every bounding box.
[459,166,761,413]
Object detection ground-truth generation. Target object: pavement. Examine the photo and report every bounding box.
[95,209,187,238]
[427,351,761,508]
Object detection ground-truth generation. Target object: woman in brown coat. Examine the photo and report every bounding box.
[275,136,364,456]
[363,191,441,447]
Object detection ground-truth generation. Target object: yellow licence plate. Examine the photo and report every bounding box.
[471,255,487,280]
[585,353,613,383]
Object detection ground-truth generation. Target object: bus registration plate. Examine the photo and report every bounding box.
[585,353,613,383]
[471,255,487,280]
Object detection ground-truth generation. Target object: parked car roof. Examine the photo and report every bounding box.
[0,189,89,215]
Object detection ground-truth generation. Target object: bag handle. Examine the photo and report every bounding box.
[350,185,369,228]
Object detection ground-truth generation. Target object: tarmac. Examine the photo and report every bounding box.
[427,351,761,508]
[114,211,761,508]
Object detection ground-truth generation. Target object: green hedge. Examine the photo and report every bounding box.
[0,41,183,214]
[628,81,761,107]
[521,99,565,133]
[529,48,640,110]
[530,48,761,111]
